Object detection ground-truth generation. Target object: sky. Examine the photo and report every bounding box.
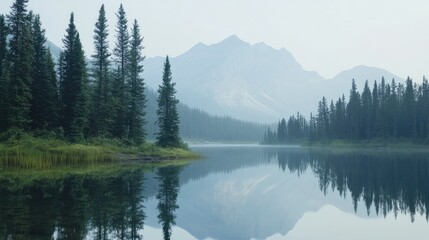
[1,0,428,80]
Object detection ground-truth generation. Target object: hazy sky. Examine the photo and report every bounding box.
[1,0,428,79]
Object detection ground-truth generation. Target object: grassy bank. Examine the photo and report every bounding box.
[0,134,199,169]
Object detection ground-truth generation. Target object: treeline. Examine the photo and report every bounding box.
[141,89,267,142]
[178,105,267,142]
[0,0,181,146]
[263,76,429,143]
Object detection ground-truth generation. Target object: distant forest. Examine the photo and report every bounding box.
[144,90,266,142]
[264,77,429,144]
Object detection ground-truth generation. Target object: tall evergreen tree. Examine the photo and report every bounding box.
[112,4,130,138]
[361,80,372,139]
[29,15,57,130]
[401,77,416,137]
[90,4,111,136]
[277,118,287,143]
[156,56,181,147]
[127,20,146,143]
[60,13,88,141]
[347,79,361,139]
[317,96,329,139]
[0,15,9,131]
[372,81,379,137]
[7,0,33,130]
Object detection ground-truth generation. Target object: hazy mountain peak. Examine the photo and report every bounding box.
[215,34,249,47]
[332,65,404,83]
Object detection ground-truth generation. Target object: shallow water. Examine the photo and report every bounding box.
[1,145,429,239]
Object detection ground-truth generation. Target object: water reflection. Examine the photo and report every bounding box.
[271,148,429,221]
[156,166,181,240]
[0,169,148,240]
[1,146,429,239]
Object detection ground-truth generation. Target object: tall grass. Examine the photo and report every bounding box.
[0,134,199,169]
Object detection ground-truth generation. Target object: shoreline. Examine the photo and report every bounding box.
[0,135,200,169]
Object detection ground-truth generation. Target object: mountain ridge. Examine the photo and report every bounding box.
[144,35,403,123]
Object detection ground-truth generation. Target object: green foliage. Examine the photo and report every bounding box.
[0,134,198,170]
[111,4,130,139]
[156,57,181,147]
[89,4,112,136]
[60,14,89,142]
[127,20,146,144]
[0,15,8,132]
[29,15,58,130]
[7,0,33,130]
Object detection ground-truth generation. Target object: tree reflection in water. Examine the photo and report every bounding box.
[272,148,429,222]
[0,168,146,240]
[156,166,182,240]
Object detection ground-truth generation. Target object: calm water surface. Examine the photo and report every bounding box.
[1,145,429,239]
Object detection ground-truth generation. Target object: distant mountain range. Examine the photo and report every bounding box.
[47,35,404,124]
[144,35,404,123]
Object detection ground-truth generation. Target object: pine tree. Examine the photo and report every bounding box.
[277,118,287,143]
[127,20,146,143]
[347,79,361,139]
[401,77,416,138]
[7,0,33,130]
[0,15,9,132]
[156,56,181,147]
[317,96,329,139]
[29,15,57,130]
[372,80,379,137]
[361,80,372,139]
[60,13,88,141]
[90,4,111,136]
[112,4,130,138]
[0,15,7,80]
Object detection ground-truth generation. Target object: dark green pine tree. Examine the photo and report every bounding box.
[60,13,89,141]
[401,77,416,138]
[29,15,58,130]
[45,50,59,127]
[6,0,34,130]
[111,4,130,138]
[156,56,181,147]
[277,118,287,143]
[317,96,329,139]
[347,79,361,139]
[361,80,372,139]
[90,4,111,136]
[127,20,146,144]
[0,14,9,132]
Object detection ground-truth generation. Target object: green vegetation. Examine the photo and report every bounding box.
[0,0,196,169]
[156,56,182,147]
[263,77,429,146]
[0,131,199,170]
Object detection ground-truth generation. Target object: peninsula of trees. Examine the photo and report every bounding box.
[263,77,429,145]
[0,0,186,164]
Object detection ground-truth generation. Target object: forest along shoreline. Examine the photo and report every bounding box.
[0,1,200,169]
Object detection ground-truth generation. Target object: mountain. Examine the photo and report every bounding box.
[144,35,404,123]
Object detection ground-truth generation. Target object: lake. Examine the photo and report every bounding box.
[1,144,429,239]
